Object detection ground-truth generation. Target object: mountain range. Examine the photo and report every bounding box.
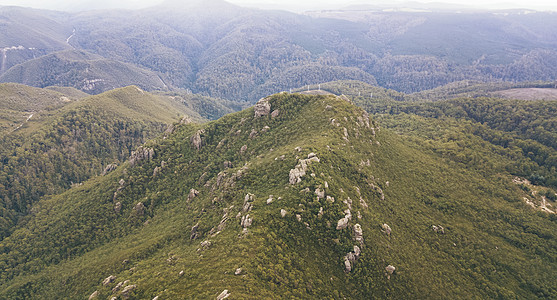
[1,2,557,100]
[0,1,556,299]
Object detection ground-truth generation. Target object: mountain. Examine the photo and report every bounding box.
[0,93,554,299]
[0,50,170,94]
[2,4,557,101]
[0,83,242,240]
[0,6,72,74]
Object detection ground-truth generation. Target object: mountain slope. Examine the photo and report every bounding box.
[0,93,554,299]
[0,85,202,239]
[0,50,170,94]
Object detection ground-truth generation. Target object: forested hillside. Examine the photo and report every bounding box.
[0,93,554,299]
[1,2,557,100]
[0,84,241,240]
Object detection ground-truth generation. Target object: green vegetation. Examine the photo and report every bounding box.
[0,93,554,299]
[0,50,170,95]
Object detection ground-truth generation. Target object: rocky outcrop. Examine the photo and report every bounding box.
[190,223,199,240]
[243,193,254,212]
[129,146,154,167]
[121,285,136,299]
[271,109,280,118]
[132,202,145,216]
[266,195,274,204]
[240,145,248,154]
[217,289,231,300]
[344,245,362,273]
[235,268,242,275]
[381,224,392,236]
[200,240,211,250]
[241,214,252,229]
[191,129,205,150]
[281,209,287,217]
[188,189,199,201]
[112,280,129,293]
[289,153,320,184]
[89,291,98,300]
[114,202,122,213]
[254,97,271,117]
[432,225,445,234]
[354,224,364,245]
[103,275,116,286]
[336,209,352,230]
[386,265,396,279]
[102,163,118,175]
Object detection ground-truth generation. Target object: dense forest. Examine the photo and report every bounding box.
[1,3,557,101]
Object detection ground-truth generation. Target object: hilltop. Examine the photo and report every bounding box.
[0,93,554,299]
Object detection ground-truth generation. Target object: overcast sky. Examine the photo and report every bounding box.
[0,0,556,12]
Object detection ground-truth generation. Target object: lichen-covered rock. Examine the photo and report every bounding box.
[243,193,254,212]
[254,97,271,117]
[191,129,205,150]
[103,275,116,286]
[217,289,231,300]
[354,245,361,258]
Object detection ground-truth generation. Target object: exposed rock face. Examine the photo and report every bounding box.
[382,224,392,236]
[432,225,445,234]
[254,97,271,117]
[354,224,364,245]
[188,189,199,201]
[129,146,154,166]
[271,109,280,118]
[344,257,352,272]
[133,202,145,216]
[315,188,325,199]
[289,153,320,184]
[217,289,231,300]
[200,240,211,250]
[336,209,352,230]
[102,163,118,175]
[190,223,199,240]
[281,209,287,217]
[121,285,136,299]
[386,265,396,279]
[112,280,129,293]
[191,129,205,150]
[103,275,116,286]
[266,195,274,204]
[89,291,98,300]
[241,214,252,228]
[243,193,254,212]
[235,268,242,275]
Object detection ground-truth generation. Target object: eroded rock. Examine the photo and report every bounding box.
[217,289,231,300]
[336,210,352,230]
[354,224,364,245]
[254,97,271,117]
[129,146,154,166]
[191,129,205,150]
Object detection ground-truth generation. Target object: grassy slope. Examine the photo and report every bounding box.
[0,93,554,299]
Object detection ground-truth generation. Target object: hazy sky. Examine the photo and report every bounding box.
[1,0,556,12]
